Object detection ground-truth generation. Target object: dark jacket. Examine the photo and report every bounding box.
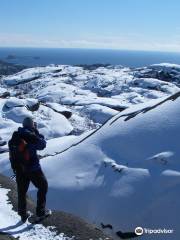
[17,127,46,172]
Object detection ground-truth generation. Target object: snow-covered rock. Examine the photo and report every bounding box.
[134,63,180,85]
[0,97,73,139]
[82,104,118,124]
[3,65,65,86]
[33,105,73,139]
[45,102,71,113]
[4,106,33,123]
[151,63,180,71]
[132,77,179,93]
[4,97,25,108]
[25,98,39,108]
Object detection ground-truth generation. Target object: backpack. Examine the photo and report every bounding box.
[8,131,30,173]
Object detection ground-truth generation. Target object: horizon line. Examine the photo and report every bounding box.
[0,46,180,54]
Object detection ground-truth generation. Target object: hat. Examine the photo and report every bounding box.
[23,117,34,129]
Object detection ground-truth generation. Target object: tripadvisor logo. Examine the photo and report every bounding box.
[135,227,144,236]
[135,226,174,236]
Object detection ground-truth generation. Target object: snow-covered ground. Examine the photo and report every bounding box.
[0,63,180,239]
[1,63,180,135]
[0,186,71,240]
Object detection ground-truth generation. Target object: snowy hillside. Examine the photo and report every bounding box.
[0,63,180,239]
[39,92,180,240]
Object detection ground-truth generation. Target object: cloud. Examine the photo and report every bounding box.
[0,32,180,52]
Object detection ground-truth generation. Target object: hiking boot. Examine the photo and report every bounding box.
[20,211,31,223]
[36,209,52,221]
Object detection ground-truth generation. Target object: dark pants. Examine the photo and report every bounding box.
[16,169,48,217]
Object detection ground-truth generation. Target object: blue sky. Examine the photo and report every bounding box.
[0,0,180,51]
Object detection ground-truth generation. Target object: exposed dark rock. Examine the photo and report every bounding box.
[53,69,62,73]
[110,106,127,112]
[0,149,8,154]
[101,223,113,230]
[77,64,111,71]
[0,140,6,147]
[133,67,179,84]
[60,111,72,119]
[156,70,173,82]
[0,92,11,99]
[0,232,17,240]
[116,230,138,239]
[26,102,40,112]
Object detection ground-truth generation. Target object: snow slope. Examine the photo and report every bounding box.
[39,92,180,240]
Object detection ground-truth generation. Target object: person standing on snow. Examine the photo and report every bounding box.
[8,117,51,222]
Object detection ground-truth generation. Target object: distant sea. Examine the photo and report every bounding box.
[1,47,180,68]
